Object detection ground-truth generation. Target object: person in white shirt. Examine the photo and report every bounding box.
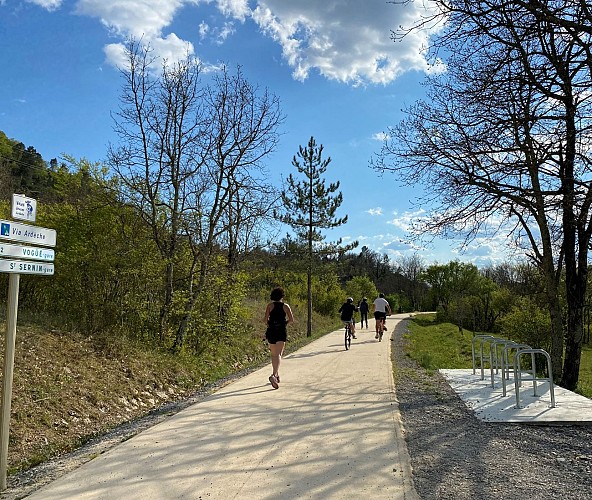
[372,293,392,341]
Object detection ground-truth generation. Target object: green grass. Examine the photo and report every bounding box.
[405,314,592,398]
[404,314,474,372]
[578,344,592,398]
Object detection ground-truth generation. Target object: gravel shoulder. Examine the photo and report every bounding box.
[391,318,592,500]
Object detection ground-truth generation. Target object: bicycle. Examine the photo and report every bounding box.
[344,322,353,350]
[376,318,385,342]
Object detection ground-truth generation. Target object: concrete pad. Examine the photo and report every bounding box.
[27,317,419,499]
[440,369,592,424]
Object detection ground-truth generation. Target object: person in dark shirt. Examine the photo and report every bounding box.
[359,297,369,329]
[339,297,358,338]
[264,287,294,389]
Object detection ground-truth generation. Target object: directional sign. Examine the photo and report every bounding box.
[0,242,54,262]
[0,259,54,276]
[0,219,56,247]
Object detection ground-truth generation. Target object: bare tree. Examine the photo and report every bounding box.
[376,1,592,389]
[397,253,426,311]
[108,39,209,342]
[173,65,283,348]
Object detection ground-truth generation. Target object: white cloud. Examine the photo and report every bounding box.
[367,208,383,216]
[357,230,511,267]
[461,233,516,264]
[372,132,390,142]
[216,0,249,22]
[76,0,184,38]
[216,21,235,43]
[69,0,441,85]
[199,21,210,39]
[151,32,195,61]
[387,209,426,232]
[103,43,128,69]
[199,18,235,44]
[353,232,423,261]
[249,0,441,85]
[26,0,62,10]
[76,0,199,67]
[354,205,519,266]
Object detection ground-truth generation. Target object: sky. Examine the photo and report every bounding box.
[0,0,514,267]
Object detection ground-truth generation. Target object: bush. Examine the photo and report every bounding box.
[498,297,552,351]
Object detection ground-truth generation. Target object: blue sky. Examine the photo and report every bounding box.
[0,0,512,267]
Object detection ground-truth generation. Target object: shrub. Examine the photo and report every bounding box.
[498,297,552,351]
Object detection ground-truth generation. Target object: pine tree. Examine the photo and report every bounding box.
[278,136,357,336]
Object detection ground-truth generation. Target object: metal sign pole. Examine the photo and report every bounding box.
[0,273,20,490]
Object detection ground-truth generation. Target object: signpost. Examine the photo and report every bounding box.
[0,197,56,490]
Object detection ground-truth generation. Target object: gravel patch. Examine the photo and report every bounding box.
[391,318,592,500]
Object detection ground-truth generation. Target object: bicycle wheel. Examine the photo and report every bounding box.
[345,324,351,350]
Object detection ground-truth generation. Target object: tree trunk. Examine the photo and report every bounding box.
[172,258,199,351]
[542,260,563,383]
[307,259,313,337]
[159,259,174,342]
[560,103,585,391]
[563,291,584,390]
[173,293,196,351]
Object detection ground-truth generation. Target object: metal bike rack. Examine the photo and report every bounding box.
[500,343,531,396]
[513,348,556,409]
[471,335,496,379]
[488,338,518,388]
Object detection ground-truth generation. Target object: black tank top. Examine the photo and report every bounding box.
[269,301,287,328]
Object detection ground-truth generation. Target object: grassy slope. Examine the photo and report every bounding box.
[404,314,592,398]
[0,303,340,475]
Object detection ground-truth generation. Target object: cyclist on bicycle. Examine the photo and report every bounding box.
[373,293,392,341]
[339,297,358,338]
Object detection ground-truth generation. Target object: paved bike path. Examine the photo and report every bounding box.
[28,316,419,499]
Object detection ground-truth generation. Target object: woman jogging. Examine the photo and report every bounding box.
[264,287,294,389]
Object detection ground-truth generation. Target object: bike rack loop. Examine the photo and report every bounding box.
[513,349,556,409]
[489,338,516,388]
[471,335,496,379]
[500,343,531,396]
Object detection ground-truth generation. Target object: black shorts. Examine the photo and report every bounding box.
[266,327,287,344]
[374,311,387,321]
